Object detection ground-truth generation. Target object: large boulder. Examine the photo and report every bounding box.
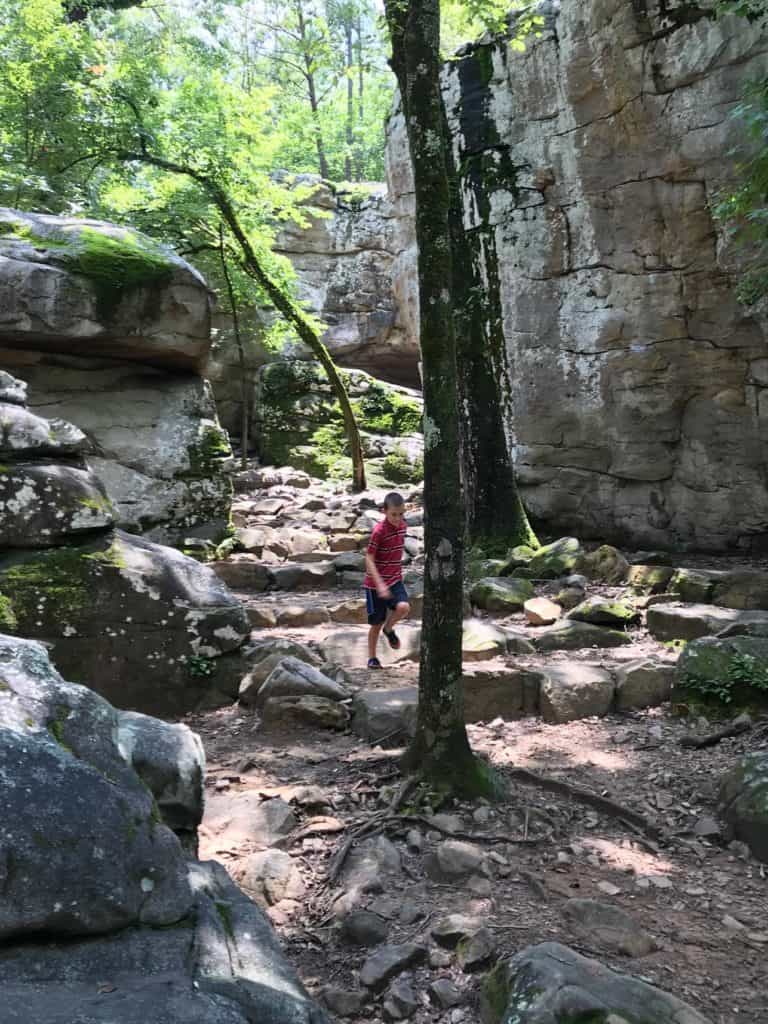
[675,635,768,705]
[116,711,205,834]
[718,752,768,863]
[481,942,711,1024]
[0,633,193,940]
[8,354,234,542]
[469,576,534,612]
[0,211,234,542]
[509,538,581,580]
[0,859,330,1024]
[0,209,211,369]
[0,529,250,716]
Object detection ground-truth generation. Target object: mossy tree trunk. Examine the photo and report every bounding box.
[118,149,366,492]
[447,52,537,555]
[218,226,250,470]
[385,0,499,799]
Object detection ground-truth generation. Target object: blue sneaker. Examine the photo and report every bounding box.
[367,657,383,669]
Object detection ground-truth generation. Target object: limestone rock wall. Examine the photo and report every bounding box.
[387,0,768,551]
[0,212,233,541]
[275,180,419,388]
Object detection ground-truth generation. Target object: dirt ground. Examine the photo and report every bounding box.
[186,684,768,1024]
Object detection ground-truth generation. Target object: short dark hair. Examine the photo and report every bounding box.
[383,491,405,509]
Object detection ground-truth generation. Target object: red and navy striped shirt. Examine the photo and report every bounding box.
[363,518,407,587]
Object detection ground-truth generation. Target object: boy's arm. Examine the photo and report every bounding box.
[365,552,391,598]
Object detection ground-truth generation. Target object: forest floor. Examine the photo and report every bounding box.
[187,680,768,1024]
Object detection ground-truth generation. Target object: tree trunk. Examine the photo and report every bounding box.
[444,104,537,553]
[218,225,250,470]
[345,19,354,181]
[118,150,367,491]
[296,1,331,179]
[355,10,364,180]
[385,0,499,798]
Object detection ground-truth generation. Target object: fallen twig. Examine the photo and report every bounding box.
[680,715,752,749]
[505,766,661,840]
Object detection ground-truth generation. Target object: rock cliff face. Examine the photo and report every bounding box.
[0,372,251,717]
[275,180,419,388]
[0,211,233,541]
[387,0,768,551]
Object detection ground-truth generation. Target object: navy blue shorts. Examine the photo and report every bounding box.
[365,580,409,625]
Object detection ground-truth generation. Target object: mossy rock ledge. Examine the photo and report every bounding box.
[0,208,212,370]
[0,529,251,717]
[254,360,424,485]
[480,941,712,1024]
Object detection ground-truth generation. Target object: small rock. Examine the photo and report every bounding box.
[429,948,453,968]
[693,815,720,838]
[473,805,492,824]
[431,914,484,948]
[597,881,621,897]
[457,926,496,970]
[428,813,464,834]
[649,875,673,890]
[428,979,463,1009]
[429,840,486,880]
[386,979,418,1019]
[524,597,562,626]
[563,899,657,957]
[468,875,492,897]
[406,828,423,852]
[359,944,427,992]
[340,910,390,947]
[321,987,364,1017]
[722,914,746,931]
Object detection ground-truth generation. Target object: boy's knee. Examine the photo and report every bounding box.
[397,601,410,616]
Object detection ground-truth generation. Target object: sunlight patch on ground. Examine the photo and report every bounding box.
[579,836,677,878]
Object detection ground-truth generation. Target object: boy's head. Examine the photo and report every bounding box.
[383,491,405,526]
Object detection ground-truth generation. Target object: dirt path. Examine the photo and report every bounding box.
[187,699,768,1024]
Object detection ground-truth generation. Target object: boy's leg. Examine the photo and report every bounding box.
[368,622,383,660]
[366,587,386,662]
[383,582,410,637]
[383,601,410,633]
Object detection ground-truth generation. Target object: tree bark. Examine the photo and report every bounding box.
[344,18,354,181]
[385,0,498,798]
[295,1,331,179]
[218,225,250,470]
[118,149,367,491]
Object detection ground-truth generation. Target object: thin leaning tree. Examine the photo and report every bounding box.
[385,0,500,798]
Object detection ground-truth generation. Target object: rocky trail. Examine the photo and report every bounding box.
[182,467,768,1024]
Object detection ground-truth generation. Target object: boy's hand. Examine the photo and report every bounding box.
[377,583,392,599]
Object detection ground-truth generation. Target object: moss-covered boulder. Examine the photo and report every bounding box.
[575,544,630,584]
[0,208,211,368]
[668,568,722,604]
[627,563,675,594]
[254,360,423,484]
[566,596,639,628]
[532,620,633,652]
[712,570,768,611]
[480,942,711,1024]
[511,537,581,580]
[0,529,250,717]
[469,577,534,612]
[718,752,768,863]
[0,461,114,547]
[675,636,768,708]
[466,557,507,583]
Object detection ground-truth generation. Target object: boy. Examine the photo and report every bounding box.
[363,491,411,669]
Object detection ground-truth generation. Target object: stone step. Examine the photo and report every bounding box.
[350,658,676,742]
[647,603,768,642]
